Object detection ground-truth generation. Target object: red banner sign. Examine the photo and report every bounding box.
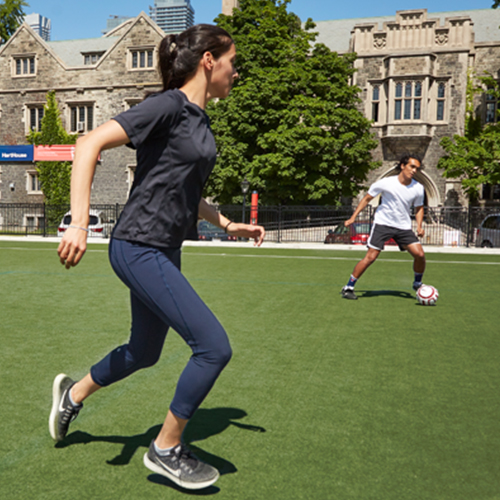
[34,145,76,161]
[33,145,101,161]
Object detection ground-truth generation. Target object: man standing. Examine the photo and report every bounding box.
[341,155,426,300]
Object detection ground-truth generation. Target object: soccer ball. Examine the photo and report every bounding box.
[416,285,439,306]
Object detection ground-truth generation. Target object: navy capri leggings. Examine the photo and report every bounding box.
[90,238,232,420]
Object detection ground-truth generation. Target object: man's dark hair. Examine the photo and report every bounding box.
[396,154,423,171]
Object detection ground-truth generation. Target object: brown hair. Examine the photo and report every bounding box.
[157,24,234,91]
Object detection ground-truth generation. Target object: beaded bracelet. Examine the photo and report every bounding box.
[224,221,233,233]
[68,225,89,233]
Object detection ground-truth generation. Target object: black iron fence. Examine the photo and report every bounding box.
[0,202,498,247]
[0,203,124,238]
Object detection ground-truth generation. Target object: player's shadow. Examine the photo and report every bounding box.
[56,407,265,492]
[148,408,266,493]
[357,289,415,300]
[183,407,266,445]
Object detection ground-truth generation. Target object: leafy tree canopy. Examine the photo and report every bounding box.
[206,0,378,205]
[0,0,28,43]
[27,91,77,210]
[438,72,500,201]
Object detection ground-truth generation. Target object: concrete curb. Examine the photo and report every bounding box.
[1,235,499,255]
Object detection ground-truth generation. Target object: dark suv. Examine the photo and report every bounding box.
[198,221,237,242]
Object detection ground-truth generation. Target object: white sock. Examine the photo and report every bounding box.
[68,388,81,407]
[154,442,176,456]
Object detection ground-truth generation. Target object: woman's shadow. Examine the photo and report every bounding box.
[56,407,265,491]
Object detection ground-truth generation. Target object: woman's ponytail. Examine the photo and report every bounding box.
[157,24,233,92]
[158,34,179,91]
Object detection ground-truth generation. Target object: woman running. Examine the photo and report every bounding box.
[49,24,265,491]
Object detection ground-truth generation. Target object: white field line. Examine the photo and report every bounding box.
[0,245,500,265]
[181,251,500,266]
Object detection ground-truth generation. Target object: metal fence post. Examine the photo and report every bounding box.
[466,204,472,247]
[278,205,282,244]
[43,203,46,237]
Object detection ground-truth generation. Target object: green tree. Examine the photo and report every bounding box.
[206,0,378,205]
[438,72,500,202]
[27,91,78,226]
[0,0,28,43]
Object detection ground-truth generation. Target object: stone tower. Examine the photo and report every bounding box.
[222,0,240,16]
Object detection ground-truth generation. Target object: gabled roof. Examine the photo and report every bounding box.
[90,12,164,69]
[104,18,135,37]
[314,8,500,53]
[47,37,119,67]
[1,12,164,70]
[0,22,68,70]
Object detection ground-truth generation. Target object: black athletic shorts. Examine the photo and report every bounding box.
[368,223,420,251]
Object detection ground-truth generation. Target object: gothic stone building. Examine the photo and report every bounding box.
[316,8,500,207]
[1,8,500,210]
[0,12,164,207]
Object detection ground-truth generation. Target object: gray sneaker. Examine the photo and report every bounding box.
[413,281,422,291]
[49,373,82,442]
[144,440,219,490]
[341,286,358,300]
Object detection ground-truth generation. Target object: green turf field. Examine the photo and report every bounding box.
[1,240,499,499]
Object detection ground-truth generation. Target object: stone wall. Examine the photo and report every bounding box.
[1,8,499,210]
[350,9,477,207]
[0,13,164,206]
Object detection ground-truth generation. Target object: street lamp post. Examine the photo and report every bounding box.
[241,177,250,224]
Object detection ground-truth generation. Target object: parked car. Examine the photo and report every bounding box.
[475,213,500,247]
[198,220,237,242]
[57,209,114,238]
[324,222,396,246]
[325,222,371,245]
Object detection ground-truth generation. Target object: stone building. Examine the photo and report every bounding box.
[1,7,500,212]
[315,8,500,207]
[222,0,240,16]
[0,12,165,209]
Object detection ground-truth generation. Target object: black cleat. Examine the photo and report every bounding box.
[49,373,82,442]
[144,440,219,490]
[341,286,358,300]
[413,281,422,291]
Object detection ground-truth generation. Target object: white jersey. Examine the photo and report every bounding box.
[368,176,424,230]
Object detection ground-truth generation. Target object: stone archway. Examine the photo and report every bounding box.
[368,167,441,207]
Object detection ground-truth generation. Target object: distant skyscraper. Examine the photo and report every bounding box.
[102,15,133,35]
[24,13,51,41]
[150,0,195,34]
[222,0,240,16]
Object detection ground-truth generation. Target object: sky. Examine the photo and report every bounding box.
[24,0,496,41]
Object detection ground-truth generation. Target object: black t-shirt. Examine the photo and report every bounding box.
[111,89,217,248]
